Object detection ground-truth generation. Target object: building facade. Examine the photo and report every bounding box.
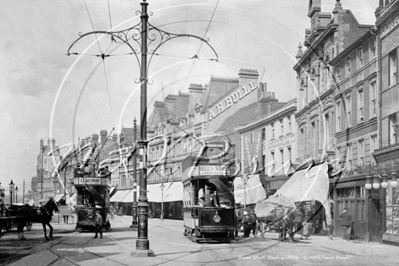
[373,0,399,245]
[294,0,379,240]
[33,138,60,203]
[235,98,297,208]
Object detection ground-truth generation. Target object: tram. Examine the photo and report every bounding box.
[182,142,236,243]
[73,162,111,232]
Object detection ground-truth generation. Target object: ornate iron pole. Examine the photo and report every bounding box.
[67,0,218,257]
[131,117,138,228]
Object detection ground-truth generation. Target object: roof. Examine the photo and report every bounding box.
[170,92,190,121]
[201,76,239,109]
[148,101,170,131]
[294,7,373,71]
[216,100,286,134]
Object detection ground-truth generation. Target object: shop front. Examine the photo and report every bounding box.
[147,182,184,220]
[369,153,399,244]
[331,175,373,241]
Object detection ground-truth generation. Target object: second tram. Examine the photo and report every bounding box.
[74,163,111,232]
[182,142,236,242]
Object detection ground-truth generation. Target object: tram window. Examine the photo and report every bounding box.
[205,179,234,208]
[76,187,107,207]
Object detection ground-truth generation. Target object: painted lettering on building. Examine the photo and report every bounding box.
[268,133,296,150]
[209,81,259,121]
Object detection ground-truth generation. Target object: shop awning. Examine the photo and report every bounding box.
[70,193,76,206]
[255,162,331,223]
[54,194,64,202]
[146,182,183,202]
[110,190,129,202]
[110,186,116,195]
[234,177,244,204]
[234,174,267,205]
[163,182,183,202]
[147,184,161,202]
[120,187,142,203]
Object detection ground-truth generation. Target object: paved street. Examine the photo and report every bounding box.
[1,215,398,266]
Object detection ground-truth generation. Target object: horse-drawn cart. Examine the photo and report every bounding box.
[0,204,33,234]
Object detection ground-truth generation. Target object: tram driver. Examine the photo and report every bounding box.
[204,184,219,208]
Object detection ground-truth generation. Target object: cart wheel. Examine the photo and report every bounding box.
[26,222,32,231]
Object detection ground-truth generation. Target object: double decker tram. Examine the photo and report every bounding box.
[183,142,236,243]
[74,163,111,231]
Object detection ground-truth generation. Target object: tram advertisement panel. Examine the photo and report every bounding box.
[190,165,231,177]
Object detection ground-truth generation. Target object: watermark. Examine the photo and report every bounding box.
[238,254,353,261]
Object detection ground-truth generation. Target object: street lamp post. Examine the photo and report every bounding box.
[241,174,248,211]
[15,186,18,204]
[160,182,165,221]
[9,180,14,206]
[0,182,5,215]
[131,117,138,228]
[67,0,217,257]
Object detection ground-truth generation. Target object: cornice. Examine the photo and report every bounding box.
[376,1,399,27]
[334,116,378,141]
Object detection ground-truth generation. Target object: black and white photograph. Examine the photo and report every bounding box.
[1,0,399,265]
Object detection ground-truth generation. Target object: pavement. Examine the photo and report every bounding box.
[5,215,399,266]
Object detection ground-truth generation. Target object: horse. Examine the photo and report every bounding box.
[15,198,59,240]
[257,206,303,243]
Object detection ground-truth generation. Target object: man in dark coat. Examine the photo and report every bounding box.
[94,211,103,239]
[338,208,352,241]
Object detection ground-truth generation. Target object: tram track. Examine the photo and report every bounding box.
[3,216,135,266]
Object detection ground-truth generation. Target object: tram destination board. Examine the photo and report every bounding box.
[73,177,110,186]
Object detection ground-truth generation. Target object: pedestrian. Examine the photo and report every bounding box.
[300,216,311,240]
[328,221,334,240]
[338,207,352,241]
[94,211,103,239]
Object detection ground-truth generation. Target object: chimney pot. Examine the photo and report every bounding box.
[100,130,108,145]
[92,133,99,145]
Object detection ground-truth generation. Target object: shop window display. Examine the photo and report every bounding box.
[386,186,399,235]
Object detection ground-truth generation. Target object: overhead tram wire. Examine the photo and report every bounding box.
[104,0,116,54]
[82,0,103,54]
[180,0,220,92]
[101,58,115,128]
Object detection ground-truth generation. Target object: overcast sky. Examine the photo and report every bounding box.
[0,0,378,192]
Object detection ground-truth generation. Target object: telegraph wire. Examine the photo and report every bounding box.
[82,0,103,54]
[180,0,220,92]
[101,59,115,127]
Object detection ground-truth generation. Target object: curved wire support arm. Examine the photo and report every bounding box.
[147,22,219,69]
[66,21,143,68]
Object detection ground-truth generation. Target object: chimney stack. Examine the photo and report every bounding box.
[92,133,99,145]
[40,139,44,154]
[188,84,205,94]
[100,130,108,145]
[258,82,268,100]
[112,133,118,143]
[51,138,56,151]
[238,68,259,86]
